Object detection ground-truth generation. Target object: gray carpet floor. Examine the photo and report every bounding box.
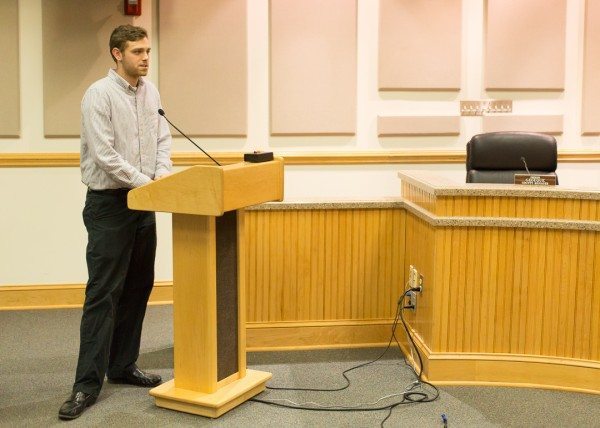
[1,306,599,427]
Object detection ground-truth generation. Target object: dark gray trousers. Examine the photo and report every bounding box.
[73,189,156,396]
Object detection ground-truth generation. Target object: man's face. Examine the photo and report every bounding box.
[114,37,150,80]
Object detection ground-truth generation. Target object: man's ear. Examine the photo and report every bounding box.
[112,47,122,62]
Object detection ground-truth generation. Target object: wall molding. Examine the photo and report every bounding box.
[403,325,600,395]
[1,150,600,167]
[0,282,173,310]
[246,320,394,351]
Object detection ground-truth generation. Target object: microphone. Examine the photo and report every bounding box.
[520,156,531,175]
[158,109,221,166]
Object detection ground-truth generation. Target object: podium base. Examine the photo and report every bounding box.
[149,369,272,418]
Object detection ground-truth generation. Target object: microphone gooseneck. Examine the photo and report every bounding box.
[158,109,221,166]
[520,156,531,175]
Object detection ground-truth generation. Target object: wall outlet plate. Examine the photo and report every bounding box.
[406,291,417,310]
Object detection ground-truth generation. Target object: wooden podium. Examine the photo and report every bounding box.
[127,159,284,417]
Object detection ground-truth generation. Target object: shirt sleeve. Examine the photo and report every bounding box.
[155,100,173,178]
[81,87,152,188]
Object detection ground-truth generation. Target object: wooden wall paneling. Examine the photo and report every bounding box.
[544,229,559,355]
[42,0,134,137]
[378,0,461,90]
[159,0,247,136]
[421,220,600,359]
[244,208,406,324]
[524,227,540,355]
[582,0,600,134]
[485,0,566,90]
[433,228,452,351]
[570,230,586,359]
[339,211,349,319]
[482,115,563,135]
[270,0,357,135]
[0,0,20,137]
[592,234,600,360]
[378,116,461,137]
[579,230,596,359]
[403,214,435,351]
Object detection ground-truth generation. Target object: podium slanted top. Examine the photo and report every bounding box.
[127,158,284,216]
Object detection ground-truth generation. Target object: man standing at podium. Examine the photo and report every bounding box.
[59,25,172,420]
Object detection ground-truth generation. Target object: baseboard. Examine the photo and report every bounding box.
[0,282,173,310]
[399,325,600,395]
[246,320,396,351]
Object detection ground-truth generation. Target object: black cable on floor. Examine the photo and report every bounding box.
[265,300,404,393]
[249,287,440,427]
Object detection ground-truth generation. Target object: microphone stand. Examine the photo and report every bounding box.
[158,109,221,166]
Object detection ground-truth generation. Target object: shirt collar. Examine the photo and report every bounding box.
[108,68,145,92]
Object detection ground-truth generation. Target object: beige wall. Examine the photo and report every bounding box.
[1,0,600,287]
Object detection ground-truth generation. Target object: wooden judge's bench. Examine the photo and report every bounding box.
[395,171,600,394]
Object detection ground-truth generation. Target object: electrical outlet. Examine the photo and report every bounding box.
[410,265,419,290]
[406,291,417,310]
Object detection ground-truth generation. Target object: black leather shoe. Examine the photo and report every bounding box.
[58,391,97,420]
[108,366,162,387]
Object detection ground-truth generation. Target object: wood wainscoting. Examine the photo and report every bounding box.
[399,171,600,394]
[243,206,408,350]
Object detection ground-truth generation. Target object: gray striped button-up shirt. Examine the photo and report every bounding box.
[80,69,172,190]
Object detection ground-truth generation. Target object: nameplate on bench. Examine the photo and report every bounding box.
[514,174,557,186]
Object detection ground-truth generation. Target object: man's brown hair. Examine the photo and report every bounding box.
[109,25,148,62]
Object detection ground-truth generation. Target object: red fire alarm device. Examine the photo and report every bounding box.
[124,0,142,16]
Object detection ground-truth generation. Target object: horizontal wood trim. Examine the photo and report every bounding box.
[402,321,600,394]
[246,321,395,351]
[426,355,600,395]
[0,282,173,310]
[2,151,600,167]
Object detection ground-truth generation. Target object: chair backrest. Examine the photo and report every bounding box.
[466,132,558,184]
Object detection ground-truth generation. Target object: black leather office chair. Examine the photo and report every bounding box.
[466,132,558,184]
